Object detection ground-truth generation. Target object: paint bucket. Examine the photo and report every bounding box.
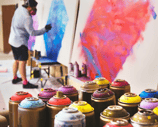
[9,91,32,127]
[69,101,95,127]
[110,79,130,104]
[58,85,78,102]
[91,88,116,125]
[93,77,111,89]
[38,88,57,103]
[139,89,158,99]
[138,98,158,111]
[0,110,9,125]
[103,119,133,127]
[80,81,99,104]
[118,93,141,117]
[131,110,158,127]
[18,97,46,127]
[100,105,130,127]
[0,115,7,127]
[47,91,71,127]
[54,107,86,127]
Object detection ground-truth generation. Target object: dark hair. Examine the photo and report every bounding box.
[23,0,38,8]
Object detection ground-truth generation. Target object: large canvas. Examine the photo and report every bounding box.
[71,0,157,94]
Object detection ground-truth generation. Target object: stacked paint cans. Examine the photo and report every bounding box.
[103,119,133,127]
[131,110,158,127]
[18,97,46,127]
[58,85,78,102]
[93,77,110,89]
[69,101,95,127]
[80,81,99,104]
[91,88,116,126]
[139,98,158,111]
[110,79,130,104]
[139,89,158,99]
[9,91,32,127]
[100,105,130,127]
[47,91,71,127]
[54,107,86,127]
[118,93,141,116]
[38,88,57,103]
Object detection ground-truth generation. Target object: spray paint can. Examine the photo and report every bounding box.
[103,119,133,127]
[9,91,32,127]
[138,98,158,111]
[118,93,141,117]
[58,85,78,102]
[100,105,130,127]
[110,79,130,104]
[68,63,74,75]
[0,115,7,127]
[54,107,86,127]
[0,110,9,126]
[80,81,99,104]
[18,97,46,127]
[74,61,80,77]
[47,91,71,127]
[38,88,57,103]
[69,101,95,127]
[81,63,87,77]
[139,89,158,99]
[91,88,116,126]
[93,77,111,89]
[131,110,158,127]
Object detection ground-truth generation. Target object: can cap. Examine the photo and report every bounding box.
[69,101,94,113]
[80,81,99,92]
[10,91,32,101]
[139,89,157,99]
[111,79,130,87]
[19,97,45,108]
[38,88,56,98]
[111,119,129,126]
[93,77,110,85]
[58,85,78,95]
[139,98,158,110]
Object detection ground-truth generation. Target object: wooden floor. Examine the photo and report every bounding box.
[0,52,63,110]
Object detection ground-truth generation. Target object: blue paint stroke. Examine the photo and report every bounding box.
[44,0,69,60]
[150,6,157,20]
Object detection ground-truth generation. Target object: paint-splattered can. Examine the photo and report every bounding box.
[0,110,9,125]
[38,88,57,103]
[58,85,78,102]
[47,91,71,127]
[18,97,46,127]
[54,107,86,127]
[103,119,133,127]
[9,91,32,127]
[74,61,80,77]
[131,110,158,127]
[81,63,87,77]
[118,93,141,117]
[138,98,158,111]
[0,115,8,127]
[80,81,99,104]
[93,77,111,89]
[91,88,116,125]
[69,101,95,127]
[110,79,130,104]
[100,105,130,127]
[139,89,158,99]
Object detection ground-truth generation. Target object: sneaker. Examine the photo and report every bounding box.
[12,77,22,84]
[23,82,38,89]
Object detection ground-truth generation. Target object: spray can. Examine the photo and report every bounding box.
[0,115,7,127]
[131,110,158,127]
[69,101,95,127]
[103,119,133,127]
[81,63,87,77]
[46,91,71,127]
[58,85,78,102]
[0,110,9,126]
[91,88,116,126]
[38,88,57,103]
[118,93,141,117]
[74,61,80,77]
[68,63,74,75]
[93,77,111,89]
[110,79,130,104]
[139,89,158,99]
[18,97,46,127]
[80,81,99,104]
[54,107,86,127]
[9,91,32,127]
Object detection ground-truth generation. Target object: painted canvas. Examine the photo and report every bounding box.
[71,0,157,93]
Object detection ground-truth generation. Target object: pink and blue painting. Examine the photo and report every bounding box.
[72,0,157,82]
[44,0,69,61]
